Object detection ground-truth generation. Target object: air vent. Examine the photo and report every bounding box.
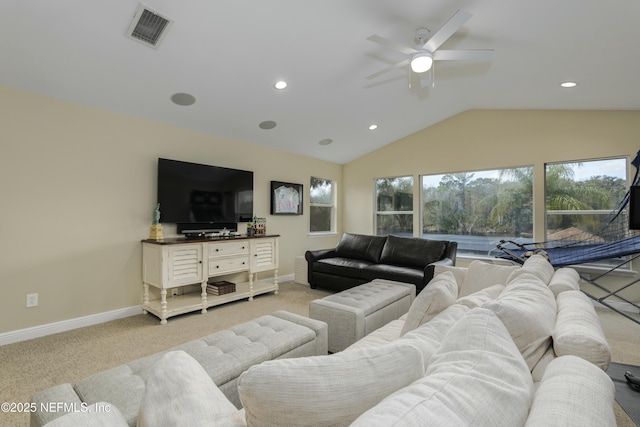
[126,4,172,48]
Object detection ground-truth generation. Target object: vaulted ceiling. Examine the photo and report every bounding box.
[2,1,639,163]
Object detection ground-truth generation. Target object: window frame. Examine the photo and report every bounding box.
[309,176,337,234]
[374,175,414,236]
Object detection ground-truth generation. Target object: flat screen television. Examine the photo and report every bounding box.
[157,158,253,234]
[630,186,640,230]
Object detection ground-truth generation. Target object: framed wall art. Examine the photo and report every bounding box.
[271,181,303,215]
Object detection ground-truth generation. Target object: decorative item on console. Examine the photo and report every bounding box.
[254,216,267,235]
[148,203,164,240]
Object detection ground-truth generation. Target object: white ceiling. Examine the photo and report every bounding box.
[2,1,639,164]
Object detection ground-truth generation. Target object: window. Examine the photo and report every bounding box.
[310,177,336,233]
[545,157,627,265]
[375,176,414,236]
[421,167,533,256]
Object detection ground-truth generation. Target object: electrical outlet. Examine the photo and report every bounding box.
[171,288,180,297]
[26,293,38,308]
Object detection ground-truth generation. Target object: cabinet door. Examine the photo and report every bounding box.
[250,238,278,272]
[167,245,203,286]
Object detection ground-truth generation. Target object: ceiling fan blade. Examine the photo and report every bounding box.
[367,34,419,56]
[433,49,493,61]
[365,58,410,80]
[424,9,472,52]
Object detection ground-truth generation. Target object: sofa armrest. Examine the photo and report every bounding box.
[271,310,329,356]
[308,300,366,352]
[525,355,615,427]
[31,383,84,427]
[305,249,337,288]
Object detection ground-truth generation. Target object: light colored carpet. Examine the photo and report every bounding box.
[0,282,638,427]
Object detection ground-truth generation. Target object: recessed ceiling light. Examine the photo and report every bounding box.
[259,120,277,130]
[319,138,333,146]
[560,81,578,88]
[369,124,378,130]
[170,93,196,106]
[274,80,287,90]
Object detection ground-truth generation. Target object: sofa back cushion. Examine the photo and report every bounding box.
[400,271,458,336]
[380,235,447,268]
[334,233,387,263]
[237,340,426,427]
[352,308,534,427]
[459,260,520,297]
[482,274,557,371]
[552,290,611,370]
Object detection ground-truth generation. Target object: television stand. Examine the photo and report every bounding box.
[141,235,279,324]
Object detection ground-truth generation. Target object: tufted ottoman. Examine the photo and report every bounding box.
[309,279,415,353]
[30,310,327,427]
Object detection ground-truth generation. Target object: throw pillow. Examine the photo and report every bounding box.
[525,355,616,427]
[237,340,425,427]
[137,351,243,427]
[400,271,458,336]
[482,273,557,370]
[433,264,467,287]
[459,260,520,297]
[553,290,611,370]
[352,308,534,426]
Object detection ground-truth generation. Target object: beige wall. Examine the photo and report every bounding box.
[0,85,342,334]
[343,109,640,301]
[344,109,640,236]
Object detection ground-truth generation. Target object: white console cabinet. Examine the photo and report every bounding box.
[142,235,279,324]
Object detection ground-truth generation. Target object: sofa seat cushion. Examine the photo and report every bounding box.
[379,235,447,269]
[237,340,426,427]
[334,233,386,263]
[352,308,534,426]
[313,257,372,279]
[43,402,129,427]
[362,264,423,285]
[137,351,243,427]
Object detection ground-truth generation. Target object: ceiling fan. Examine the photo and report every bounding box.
[365,9,493,87]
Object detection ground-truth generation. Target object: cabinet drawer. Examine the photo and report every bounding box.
[208,256,249,275]
[208,241,249,258]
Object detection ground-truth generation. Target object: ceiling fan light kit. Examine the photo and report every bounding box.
[410,52,433,73]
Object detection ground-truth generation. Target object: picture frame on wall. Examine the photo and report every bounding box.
[271,181,303,215]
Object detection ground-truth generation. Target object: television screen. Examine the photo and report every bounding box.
[157,158,253,230]
[630,186,640,230]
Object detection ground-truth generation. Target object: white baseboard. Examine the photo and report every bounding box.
[0,305,142,346]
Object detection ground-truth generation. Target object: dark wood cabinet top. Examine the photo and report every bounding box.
[141,234,279,245]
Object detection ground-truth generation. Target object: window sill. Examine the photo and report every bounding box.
[308,232,339,238]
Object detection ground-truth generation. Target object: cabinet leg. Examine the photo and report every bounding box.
[274,269,279,295]
[142,283,149,314]
[160,289,168,325]
[201,282,208,314]
[248,272,254,301]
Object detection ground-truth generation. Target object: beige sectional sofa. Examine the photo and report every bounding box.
[38,255,616,426]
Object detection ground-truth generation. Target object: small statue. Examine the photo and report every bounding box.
[152,203,161,225]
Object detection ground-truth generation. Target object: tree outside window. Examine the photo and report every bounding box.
[375,177,413,236]
[545,158,627,241]
[310,177,335,233]
[421,167,533,256]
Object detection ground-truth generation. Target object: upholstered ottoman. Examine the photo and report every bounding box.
[30,311,328,427]
[309,279,415,353]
